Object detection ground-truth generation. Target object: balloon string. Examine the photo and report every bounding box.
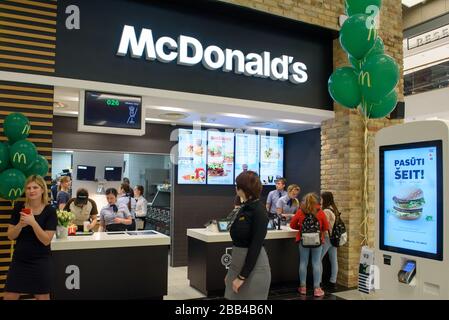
[357,104,371,248]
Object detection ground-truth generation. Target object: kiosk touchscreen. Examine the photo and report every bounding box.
[375,120,449,299]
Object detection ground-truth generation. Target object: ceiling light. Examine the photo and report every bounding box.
[158,113,188,120]
[221,113,254,119]
[65,150,73,153]
[402,0,426,8]
[149,106,189,113]
[280,119,321,125]
[248,126,279,133]
[145,117,170,122]
[196,122,229,128]
[246,121,273,127]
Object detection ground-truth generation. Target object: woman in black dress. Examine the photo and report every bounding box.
[4,175,57,300]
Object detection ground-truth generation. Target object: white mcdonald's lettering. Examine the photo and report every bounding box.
[116,25,308,85]
[13,152,27,164]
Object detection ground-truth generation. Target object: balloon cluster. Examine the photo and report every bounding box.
[328,0,400,119]
[0,113,49,201]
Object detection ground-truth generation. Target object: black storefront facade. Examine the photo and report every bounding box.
[0,0,336,298]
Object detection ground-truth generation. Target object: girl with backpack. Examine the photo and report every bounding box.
[320,191,339,289]
[290,193,329,297]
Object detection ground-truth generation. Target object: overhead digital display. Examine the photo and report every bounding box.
[83,91,142,130]
[260,136,284,185]
[207,131,235,185]
[177,129,207,185]
[235,133,260,179]
[380,140,443,261]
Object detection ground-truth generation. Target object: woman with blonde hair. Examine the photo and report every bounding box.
[276,184,301,222]
[5,175,57,300]
[56,175,71,210]
[290,193,329,297]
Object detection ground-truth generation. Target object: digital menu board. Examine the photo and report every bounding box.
[207,131,235,185]
[260,136,284,185]
[380,140,443,260]
[235,133,260,179]
[177,129,207,184]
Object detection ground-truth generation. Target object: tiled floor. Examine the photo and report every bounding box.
[164,263,350,300]
[164,265,206,300]
[333,289,382,300]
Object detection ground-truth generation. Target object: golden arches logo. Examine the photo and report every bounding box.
[8,188,22,198]
[22,124,31,135]
[359,71,371,88]
[367,26,378,42]
[13,152,27,164]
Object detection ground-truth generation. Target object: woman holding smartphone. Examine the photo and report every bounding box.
[4,175,57,300]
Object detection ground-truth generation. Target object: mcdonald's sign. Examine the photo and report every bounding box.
[8,188,23,198]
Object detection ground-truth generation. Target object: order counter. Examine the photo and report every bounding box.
[50,231,170,300]
[187,226,299,296]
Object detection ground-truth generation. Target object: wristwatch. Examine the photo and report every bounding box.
[237,275,246,281]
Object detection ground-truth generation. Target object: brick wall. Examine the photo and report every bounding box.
[222,0,404,287]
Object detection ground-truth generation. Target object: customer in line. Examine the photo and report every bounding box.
[225,171,271,300]
[321,191,338,289]
[4,175,57,300]
[276,184,300,222]
[265,178,287,217]
[56,176,71,210]
[290,193,329,297]
[64,188,98,232]
[134,185,148,230]
[99,188,132,232]
[118,183,137,230]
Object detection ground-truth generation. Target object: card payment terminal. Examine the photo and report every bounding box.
[398,260,416,284]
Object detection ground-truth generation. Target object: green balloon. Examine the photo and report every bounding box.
[3,113,31,143]
[25,155,49,177]
[0,142,10,172]
[0,169,26,200]
[346,0,381,16]
[361,90,398,119]
[366,37,384,59]
[348,55,363,71]
[9,140,37,172]
[328,67,362,109]
[359,54,399,101]
[340,14,378,60]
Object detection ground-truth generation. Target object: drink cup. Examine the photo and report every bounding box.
[83,221,90,233]
[22,208,31,215]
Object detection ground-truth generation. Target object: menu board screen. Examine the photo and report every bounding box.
[177,129,207,184]
[207,131,235,185]
[235,133,260,179]
[260,136,284,185]
[380,140,443,260]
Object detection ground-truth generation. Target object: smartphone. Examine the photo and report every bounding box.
[22,208,31,215]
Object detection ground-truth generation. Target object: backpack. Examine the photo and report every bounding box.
[301,213,321,248]
[329,211,347,247]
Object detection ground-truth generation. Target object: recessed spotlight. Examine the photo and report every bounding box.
[280,119,321,125]
[248,126,279,133]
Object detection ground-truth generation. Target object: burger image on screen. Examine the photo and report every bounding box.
[392,186,425,220]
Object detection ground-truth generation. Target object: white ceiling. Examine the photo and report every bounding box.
[54,86,333,134]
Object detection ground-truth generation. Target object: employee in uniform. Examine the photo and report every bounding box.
[4,175,57,300]
[224,171,271,300]
[133,185,148,230]
[99,188,132,232]
[265,178,287,217]
[64,188,98,232]
[117,183,137,230]
[276,184,301,222]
